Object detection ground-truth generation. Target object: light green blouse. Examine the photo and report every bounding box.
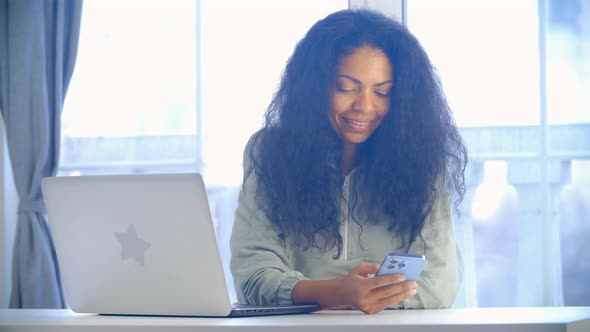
[230,142,463,309]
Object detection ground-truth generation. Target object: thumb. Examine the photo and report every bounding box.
[352,262,380,276]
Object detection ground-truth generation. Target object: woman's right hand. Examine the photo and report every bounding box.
[292,262,418,314]
[333,262,418,314]
[336,263,417,314]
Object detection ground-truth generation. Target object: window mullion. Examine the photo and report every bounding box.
[537,0,563,306]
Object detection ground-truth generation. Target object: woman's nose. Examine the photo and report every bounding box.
[353,89,375,113]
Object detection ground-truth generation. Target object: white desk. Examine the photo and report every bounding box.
[1,307,589,332]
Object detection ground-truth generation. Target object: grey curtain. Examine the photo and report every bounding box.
[0,0,83,308]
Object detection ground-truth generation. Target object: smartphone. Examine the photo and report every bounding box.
[376,252,427,281]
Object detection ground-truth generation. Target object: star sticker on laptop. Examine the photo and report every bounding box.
[114,224,151,266]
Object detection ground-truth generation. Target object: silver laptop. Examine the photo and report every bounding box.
[41,173,319,317]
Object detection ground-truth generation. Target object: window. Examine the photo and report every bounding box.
[61,0,198,176]
[407,0,590,306]
[60,0,347,303]
[62,0,588,307]
[199,0,348,186]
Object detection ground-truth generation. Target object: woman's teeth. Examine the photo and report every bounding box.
[346,119,369,126]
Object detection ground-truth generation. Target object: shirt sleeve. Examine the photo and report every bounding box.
[400,189,464,309]
[230,138,308,305]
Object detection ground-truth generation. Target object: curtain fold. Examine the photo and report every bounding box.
[0,0,83,308]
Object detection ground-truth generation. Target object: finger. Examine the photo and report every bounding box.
[356,287,417,315]
[372,281,418,300]
[352,262,380,276]
[368,273,406,289]
[358,305,388,315]
[377,288,418,307]
[357,281,418,314]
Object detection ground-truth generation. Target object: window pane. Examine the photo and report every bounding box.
[547,0,590,154]
[557,160,590,305]
[60,0,198,175]
[407,0,541,128]
[407,0,557,308]
[546,1,590,306]
[547,0,590,126]
[409,0,590,307]
[200,0,348,186]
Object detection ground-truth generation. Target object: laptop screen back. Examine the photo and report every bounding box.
[42,173,233,316]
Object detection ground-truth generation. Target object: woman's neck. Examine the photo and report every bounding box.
[341,144,358,175]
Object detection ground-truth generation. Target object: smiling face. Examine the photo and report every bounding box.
[328,46,393,153]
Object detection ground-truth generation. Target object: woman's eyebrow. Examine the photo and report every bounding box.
[337,74,393,87]
[375,80,393,87]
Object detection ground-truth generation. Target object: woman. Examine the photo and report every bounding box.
[230,8,467,314]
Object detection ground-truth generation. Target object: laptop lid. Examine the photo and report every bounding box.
[42,173,318,317]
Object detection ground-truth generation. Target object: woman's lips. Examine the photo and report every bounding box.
[342,117,372,132]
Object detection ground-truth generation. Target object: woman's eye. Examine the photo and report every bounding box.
[375,90,391,97]
[336,81,357,92]
[336,85,356,92]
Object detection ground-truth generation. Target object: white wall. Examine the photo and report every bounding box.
[0,116,17,308]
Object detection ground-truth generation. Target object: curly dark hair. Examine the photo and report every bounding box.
[245,9,467,257]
